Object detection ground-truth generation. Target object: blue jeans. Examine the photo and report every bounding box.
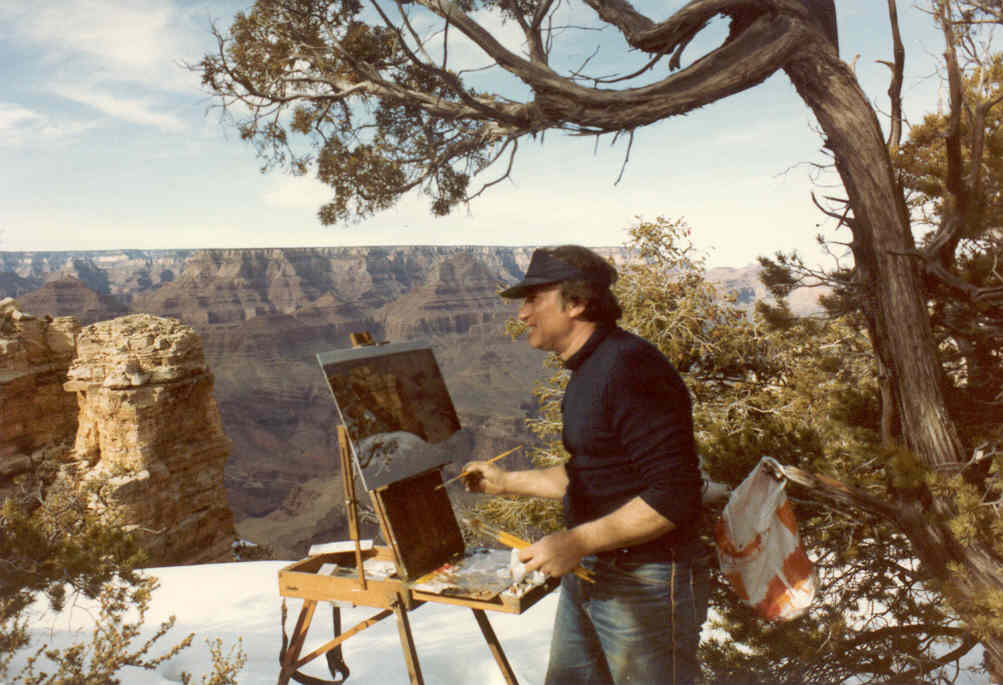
[545,550,710,685]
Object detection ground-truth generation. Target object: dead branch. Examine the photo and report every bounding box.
[885,0,906,153]
[466,138,519,201]
[811,191,856,231]
[937,0,969,264]
[614,129,635,185]
[770,462,901,521]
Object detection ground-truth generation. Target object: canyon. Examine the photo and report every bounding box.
[0,246,816,559]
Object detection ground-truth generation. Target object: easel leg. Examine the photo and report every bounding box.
[279,599,318,685]
[472,608,519,685]
[325,605,350,681]
[392,596,424,685]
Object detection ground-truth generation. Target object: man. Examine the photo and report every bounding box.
[465,245,709,685]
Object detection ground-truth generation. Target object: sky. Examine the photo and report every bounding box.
[0,1,952,267]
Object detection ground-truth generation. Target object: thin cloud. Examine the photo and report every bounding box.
[11,1,171,66]
[51,86,186,133]
[2,0,205,94]
[0,104,38,147]
[0,103,38,130]
[0,102,98,148]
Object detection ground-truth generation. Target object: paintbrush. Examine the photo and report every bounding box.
[464,518,596,583]
[435,445,522,490]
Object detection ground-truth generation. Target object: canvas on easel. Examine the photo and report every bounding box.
[318,340,462,490]
[317,340,467,579]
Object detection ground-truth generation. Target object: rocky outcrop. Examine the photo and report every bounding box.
[1,301,236,566]
[62,314,236,565]
[0,298,79,484]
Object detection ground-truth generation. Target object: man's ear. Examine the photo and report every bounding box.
[564,298,586,320]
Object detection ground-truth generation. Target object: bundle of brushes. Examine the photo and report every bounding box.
[464,518,595,583]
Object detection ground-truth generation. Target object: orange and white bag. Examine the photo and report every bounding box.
[714,457,816,620]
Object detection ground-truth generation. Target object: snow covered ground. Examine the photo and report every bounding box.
[19,561,558,684]
[17,560,989,684]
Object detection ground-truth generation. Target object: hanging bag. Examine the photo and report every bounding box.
[714,457,816,620]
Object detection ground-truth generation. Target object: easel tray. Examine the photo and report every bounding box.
[279,546,558,614]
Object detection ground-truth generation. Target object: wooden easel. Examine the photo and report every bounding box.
[276,334,556,685]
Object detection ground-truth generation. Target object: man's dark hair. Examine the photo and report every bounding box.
[547,245,622,325]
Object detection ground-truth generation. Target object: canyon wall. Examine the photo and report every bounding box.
[0,297,79,482]
[1,300,235,566]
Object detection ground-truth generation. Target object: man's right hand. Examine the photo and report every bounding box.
[462,461,508,495]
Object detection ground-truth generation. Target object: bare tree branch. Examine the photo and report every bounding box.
[613,129,635,185]
[530,0,556,63]
[466,138,519,200]
[768,462,902,521]
[885,0,906,153]
[935,0,969,264]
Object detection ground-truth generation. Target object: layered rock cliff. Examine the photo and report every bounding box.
[0,298,79,482]
[0,250,193,304]
[17,278,129,324]
[1,301,236,566]
[378,252,510,340]
[63,314,236,565]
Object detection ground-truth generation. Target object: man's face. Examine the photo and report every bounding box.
[518,285,583,355]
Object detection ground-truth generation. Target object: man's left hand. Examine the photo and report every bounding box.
[517,529,589,578]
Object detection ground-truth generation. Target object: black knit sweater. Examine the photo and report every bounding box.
[561,325,702,561]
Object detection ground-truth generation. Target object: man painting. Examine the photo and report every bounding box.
[464,245,709,685]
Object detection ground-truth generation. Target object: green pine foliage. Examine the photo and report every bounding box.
[181,639,247,685]
[1,464,147,650]
[199,0,483,223]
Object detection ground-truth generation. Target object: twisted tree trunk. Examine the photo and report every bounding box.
[784,42,1003,682]
[785,49,963,467]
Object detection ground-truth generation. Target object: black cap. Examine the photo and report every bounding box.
[499,248,612,299]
